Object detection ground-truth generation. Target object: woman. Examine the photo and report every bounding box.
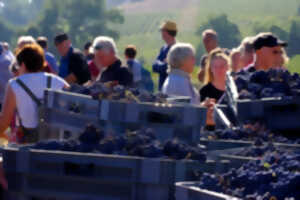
[0,43,69,143]
[162,43,200,104]
[200,48,230,102]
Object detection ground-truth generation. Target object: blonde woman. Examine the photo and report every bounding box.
[200,48,230,102]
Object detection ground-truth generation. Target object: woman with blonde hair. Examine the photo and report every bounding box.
[200,48,230,102]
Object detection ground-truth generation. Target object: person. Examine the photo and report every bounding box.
[0,43,69,143]
[17,36,36,49]
[0,42,13,110]
[200,48,230,102]
[88,54,101,82]
[152,20,177,90]
[125,45,154,92]
[2,42,14,61]
[198,29,219,83]
[37,36,59,73]
[54,33,91,85]
[238,37,255,70]
[90,36,133,87]
[229,48,241,73]
[162,43,200,104]
[243,32,288,73]
[84,41,94,62]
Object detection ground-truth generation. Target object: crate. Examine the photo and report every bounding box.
[226,72,300,131]
[2,146,229,200]
[214,105,239,129]
[176,182,240,200]
[99,99,207,144]
[199,139,252,151]
[42,89,101,139]
[43,90,206,144]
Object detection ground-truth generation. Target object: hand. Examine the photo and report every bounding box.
[201,98,216,126]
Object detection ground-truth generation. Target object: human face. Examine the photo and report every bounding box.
[161,30,171,43]
[259,46,283,69]
[94,49,114,68]
[272,47,285,67]
[182,55,196,74]
[55,40,71,57]
[211,57,229,81]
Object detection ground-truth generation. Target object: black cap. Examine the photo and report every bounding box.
[54,33,69,45]
[253,32,287,50]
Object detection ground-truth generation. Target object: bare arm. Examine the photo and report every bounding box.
[0,85,17,139]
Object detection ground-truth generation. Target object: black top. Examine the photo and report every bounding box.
[200,83,225,102]
[69,48,91,84]
[100,59,133,87]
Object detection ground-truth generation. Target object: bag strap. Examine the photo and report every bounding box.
[16,79,42,107]
[16,75,52,107]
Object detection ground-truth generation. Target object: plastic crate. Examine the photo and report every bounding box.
[44,89,100,130]
[2,146,228,200]
[214,105,239,129]
[199,139,252,151]
[43,90,206,144]
[176,182,240,200]
[98,99,207,144]
[226,72,300,131]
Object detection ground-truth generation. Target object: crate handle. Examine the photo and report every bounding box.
[64,162,95,177]
[268,104,299,112]
[144,111,177,124]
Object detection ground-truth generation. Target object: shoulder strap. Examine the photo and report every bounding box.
[16,79,42,107]
[47,75,52,89]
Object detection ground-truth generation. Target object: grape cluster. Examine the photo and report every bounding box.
[234,69,300,100]
[65,83,168,103]
[201,122,300,144]
[197,150,300,200]
[33,125,207,162]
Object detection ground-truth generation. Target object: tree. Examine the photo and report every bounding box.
[195,14,241,64]
[197,14,241,49]
[288,20,300,57]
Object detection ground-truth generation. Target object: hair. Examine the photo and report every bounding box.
[91,36,118,55]
[166,30,177,37]
[204,48,230,84]
[229,48,241,72]
[167,43,195,70]
[17,36,36,48]
[202,29,218,41]
[16,43,46,73]
[124,45,137,59]
[54,33,69,45]
[84,41,92,50]
[239,37,254,56]
[36,36,48,49]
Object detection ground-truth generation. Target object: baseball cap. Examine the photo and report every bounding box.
[253,32,287,50]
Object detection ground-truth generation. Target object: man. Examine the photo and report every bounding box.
[90,36,133,87]
[54,33,91,85]
[83,41,94,62]
[0,42,13,109]
[152,20,177,90]
[198,29,219,82]
[125,45,154,92]
[37,36,59,73]
[245,32,287,72]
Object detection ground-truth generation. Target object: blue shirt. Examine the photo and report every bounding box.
[162,69,200,105]
[45,51,58,73]
[152,45,172,90]
[58,47,73,78]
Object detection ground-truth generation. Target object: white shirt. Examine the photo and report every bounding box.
[9,72,69,128]
[162,69,200,105]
